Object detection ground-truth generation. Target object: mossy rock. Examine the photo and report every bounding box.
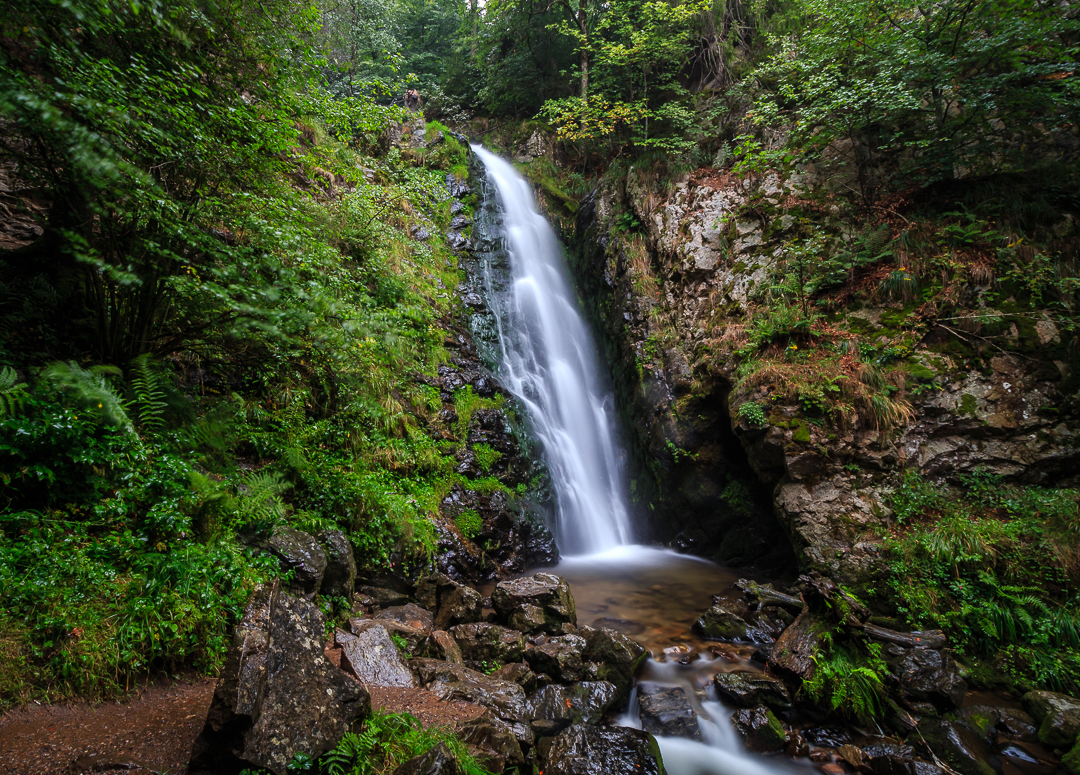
[1063,734,1080,775]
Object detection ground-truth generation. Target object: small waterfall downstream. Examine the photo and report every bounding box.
[471,147,793,775]
[471,145,632,555]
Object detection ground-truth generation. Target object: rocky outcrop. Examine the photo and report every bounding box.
[267,528,327,597]
[187,583,370,775]
[492,573,576,635]
[317,529,356,599]
[730,706,788,752]
[527,682,619,733]
[637,684,702,741]
[713,671,792,710]
[538,724,664,775]
[1023,690,1080,748]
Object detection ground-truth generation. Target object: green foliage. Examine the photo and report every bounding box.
[0,367,26,418]
[454,509,483,540]
[321,711,494,775]
[804,642,889,721]
[888,469,947,524]
[737,402,767,429]
[471,443,502,472]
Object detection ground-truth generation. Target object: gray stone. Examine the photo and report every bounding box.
[392,743,459,775]
[713,671,792,709]
[356,585,408,608]
[767,612,822,680]
[693,604,771,642]
[492,573,576,635]
[1023,690,1080,748]
[340,624,417,687]
[895,649,967,710]
[410,659,530,743]
[455,713,524,773]
[539,724,664,775]
[489,662,537,693]
[638,684,702,741]
[579,626,647,702]
[188,584,369,775]
[317,530,356,599]
[374,603,434,633]
[430,630,463,664]
[416,574,483,630]
[267,528,326,596]
[450,623,525,665]
[525,635,586,683]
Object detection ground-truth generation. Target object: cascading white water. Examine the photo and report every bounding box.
[471,145,632,555]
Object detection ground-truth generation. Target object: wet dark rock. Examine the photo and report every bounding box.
[489,662,537,693]
[188,584,369,775]
[736,579,804,613]
[416,573,484,630]
[392,742,459,775]
[712,671,792,710]
[447,230,470,252]
[958,706,1037,742]
[410,659,530,742]
[856,738,914,760]
[450,200,466,215]
[579,626,647,702]
[804,726,852,748]
[450,214,471,230]
[529,682,618,730]
[894,649,967,710]
[863,622,947,650]
[917,719,1001,775]
[450,623,525,665]
[446,174,470,198]
[870,756,949,775]
[316,530,356,599]
[638,684,702,741]
[266,528,326,596]
[492,573,576,635]
[538,724,664,775]
[730,706,787,753]
[767,612,822,680]
[410,225,431,242]
[356,585,409,608]
[456,713,525,773]
[430,630,464,664]
[374,603,435,633]
[1022,690,1080,748]
[693,603,769,642]
[340,624,416,688]
[526,634,586,683]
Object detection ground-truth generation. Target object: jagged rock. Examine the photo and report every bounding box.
[449,214,471,230]
[351,617,427,655]
[528,682,618,733]
[1022,690,1080,748]
[187,584,369,775]
[637,684,702,741]
[267,528,327,596]
[489,662,537,693]
[374,603,434,633]
[450,623,525,665]
[430,630,464,664]
[317,530,356,599]
[356,585,409,608]
[713,671,792,709]
[416,573,483,630]
[492,573,576,635]
[392,743,459,775]
[447,230,470,251]
[730,706,787,753]
[767,612,822,680]
[538,724,664,775]
[693,603,770,642]
[856,738,914,760]
[578,626,647,702]
[525,635,586,682]
[340,623,417,688]
[894,649,967,710]
[917,719,1001,775]
[446,174,470,198]
[410,659,530,743]
[456,713,525,773]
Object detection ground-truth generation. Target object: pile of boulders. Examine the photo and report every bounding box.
[684,572,1080,775]
[187,551,657,775]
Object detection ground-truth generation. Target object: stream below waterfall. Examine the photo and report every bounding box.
[472,147,807,775]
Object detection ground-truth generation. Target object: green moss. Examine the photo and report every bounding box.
[906,361,937,382]
[454,509,483,539]
[471,443,502,472]
[791,418,811,443]
[1062,735,1080,775]
[959,393,978,416]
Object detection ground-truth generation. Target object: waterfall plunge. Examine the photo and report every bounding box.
[471,146,632,555]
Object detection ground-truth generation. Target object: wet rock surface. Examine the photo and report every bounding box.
[317,529,356,599]
[528,682,618,732]
[450,623,525,665]
[409,659,529,740]
[1023,690,1080,748]
[767,611,821,679]
[730,706,788,752]
[637,684,702,741]
[893,648,967,711]
[525,634,586,683]
[538,724,664,775]
[578,626,647,702]
[492,573,576,635]
[917,719,1001,775]
[391,742,460,775]
[188,583,369,775]
[416,574,484,630]
[693,603,766,642]
[266,528,327,596]
[340,624,417,688]
[712,671,791,709]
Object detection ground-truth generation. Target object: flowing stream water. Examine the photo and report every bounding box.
[472,147,801,774]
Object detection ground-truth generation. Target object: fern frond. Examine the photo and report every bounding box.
[44,361,133,431]
[129,354,168,434]
[0,366,27,418]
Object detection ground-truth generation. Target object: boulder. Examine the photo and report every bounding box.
[525,635,586,683]
[456,713,525,773]
[492,573,576,635]
[767,612,822,680]
[1064,738,1080,775]
[410,659,530,743]
[356,585,409,608]
[637,684,702,741]
[489,662,537,693]
[351,617,428,656]
[528,682,618,733]
[538,724,664,775]
[340,623,417,688]
[693,604,767,642]
[578,626,647,701]
[1022,690,1080,748]
[392,743,459,775]
[449,623,525,665]
[375,603,435,633]
[317,529,356,599]
[430,630,464,664]
[187,584,369,775]
[917,719,1001,775]
[894,649,967,710]
[730,707,787,753]
[416,573,484,630]
[713,671,792,710]
[267,528,327,596]
[958,706,1037,742]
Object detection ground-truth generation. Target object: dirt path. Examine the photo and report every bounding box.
[0,676,215,775]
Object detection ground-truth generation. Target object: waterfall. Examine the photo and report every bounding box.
[471,146,632,555]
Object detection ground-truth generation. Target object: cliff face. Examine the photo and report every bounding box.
[568,161,1080,584]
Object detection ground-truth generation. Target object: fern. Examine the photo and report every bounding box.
[0,366,27,417]
[235,470,291,533]
[43,361,133,431]
[129,354,168,434]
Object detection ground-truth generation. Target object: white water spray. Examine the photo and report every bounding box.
[471,145,632,554]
